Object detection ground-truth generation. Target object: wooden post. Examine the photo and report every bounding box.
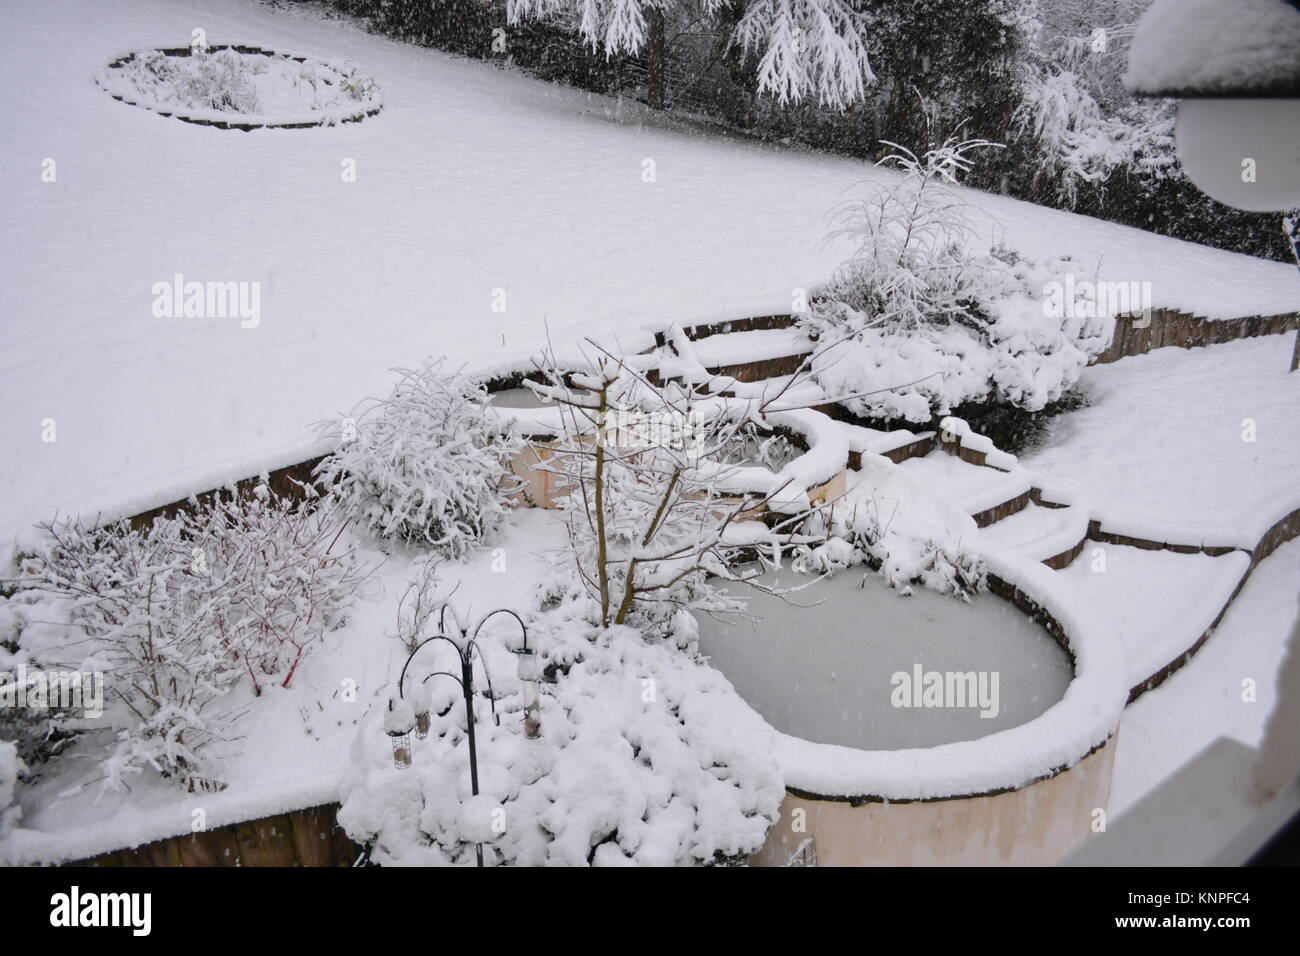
[646,10,666,110]
[1283,214,1299,371]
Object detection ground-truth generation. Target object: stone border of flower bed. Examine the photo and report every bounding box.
[94,45,382,130]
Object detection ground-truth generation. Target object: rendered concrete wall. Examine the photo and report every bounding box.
[752,736,1116,867]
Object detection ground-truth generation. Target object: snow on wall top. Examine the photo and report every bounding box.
[2,0,1298,559]
[1125,0,1300,96]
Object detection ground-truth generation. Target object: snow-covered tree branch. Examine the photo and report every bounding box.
[730,0,874,109]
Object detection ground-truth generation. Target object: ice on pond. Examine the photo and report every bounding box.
[486,387,550,409]
[696,570,1073,751]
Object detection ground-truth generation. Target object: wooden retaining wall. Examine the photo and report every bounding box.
[1041,537,1087,571]
[72,803,362,867]
[1086,521,1238,557]
[675,314,796,342]
[126,455,327,531]
[971,490,1031,528]
[705,353,809,383]
[1095,309,1299,365]
[670,306,1299,379]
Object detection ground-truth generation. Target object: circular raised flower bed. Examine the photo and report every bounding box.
[95,45,381,130]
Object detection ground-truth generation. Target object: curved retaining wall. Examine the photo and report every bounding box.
[120,307,1295,528]
[753,740,1114,866]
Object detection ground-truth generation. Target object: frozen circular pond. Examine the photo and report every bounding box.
[486,387,551,408]
[697,570,1073,751]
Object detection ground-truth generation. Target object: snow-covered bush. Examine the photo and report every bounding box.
[1014,65,1177,208]
[1014,67,1126,207]
[795,457,986,599]
[0,740,24,840]
[338,589,784,866]
[806,138,1114,424]
[1010,0,1185,211]
[318,359,524,559]
[527,344,818,636]
[5,487,367,791]
[180,486,369,691]
[819,135,1005,329]
[810,249,1114,424]
[0,679,79,778]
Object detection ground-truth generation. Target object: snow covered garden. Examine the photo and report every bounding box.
[1,0,1298,869]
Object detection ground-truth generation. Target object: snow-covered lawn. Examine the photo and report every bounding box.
[2,0,1297,556]
[1025,334,1300,548]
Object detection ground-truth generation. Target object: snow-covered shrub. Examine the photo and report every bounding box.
[806,138,1114,424]
[716,422,798,472]
[527,345,817,636]
[796,457,985,599]
[819,136,1006,330]
[0,683,79,777]
[6,487,367,791]
[1014,67,1123,207]
[1014,65,1178,208]
[175,486,369,691]
[318,359,524,559]
[810,250,1113,424]
[106,48,257,113]
[0,739,23,839]
[11,518,236,791]
[338,593,784,866]
[1,596,78,773]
